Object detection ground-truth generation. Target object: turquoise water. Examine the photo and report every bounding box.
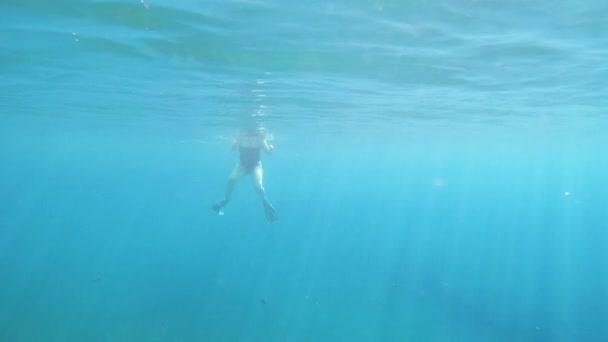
[1,0,608,341]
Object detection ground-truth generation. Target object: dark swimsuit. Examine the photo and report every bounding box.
[239,147,261,173]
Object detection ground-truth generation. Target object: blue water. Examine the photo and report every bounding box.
[1,0,608,341]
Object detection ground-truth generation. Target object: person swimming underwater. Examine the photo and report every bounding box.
[212,127,278,223]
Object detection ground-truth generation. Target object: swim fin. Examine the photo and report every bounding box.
[212,199,229,215]
[263,200,278,223]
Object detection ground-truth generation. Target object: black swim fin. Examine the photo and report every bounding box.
[212,199,229,215]
[263,200,278,223]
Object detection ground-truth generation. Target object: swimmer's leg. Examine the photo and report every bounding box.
[213,164,243,214]
[252,163,277,223]
[252,162,265,200]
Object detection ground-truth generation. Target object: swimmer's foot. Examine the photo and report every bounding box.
[212,200,229,215]
[263,200,278,223]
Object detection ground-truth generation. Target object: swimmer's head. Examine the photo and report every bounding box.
[239,126,266,138]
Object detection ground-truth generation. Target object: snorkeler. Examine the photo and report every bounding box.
[212,128,278,223]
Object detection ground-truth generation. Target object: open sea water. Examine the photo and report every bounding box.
[1,0,608,341]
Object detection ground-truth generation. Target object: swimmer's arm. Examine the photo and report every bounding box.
[263,140,274,154]
[231,140,239,151]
